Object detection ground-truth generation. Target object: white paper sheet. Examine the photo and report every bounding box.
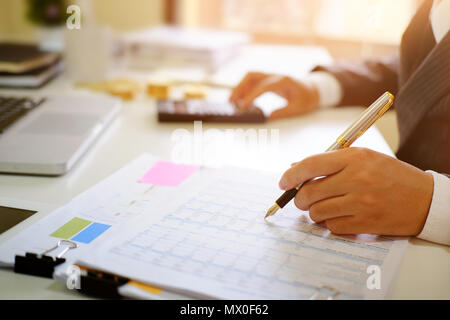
[77,155,408,300]
[0,155,162,266]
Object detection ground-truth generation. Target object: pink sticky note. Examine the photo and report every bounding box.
[138,161,199,187]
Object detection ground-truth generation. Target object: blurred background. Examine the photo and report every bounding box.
[0,0,420,58]
[0,0,422,152]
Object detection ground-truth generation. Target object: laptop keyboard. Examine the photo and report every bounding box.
[0,96,45,133]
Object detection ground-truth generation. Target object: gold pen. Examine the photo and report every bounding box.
[265,91,395,219]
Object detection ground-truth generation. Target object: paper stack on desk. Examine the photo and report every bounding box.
[123,26,250,71]
[69,155,408,300]
[0,154,408,299]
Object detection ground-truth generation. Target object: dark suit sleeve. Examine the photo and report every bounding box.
[396,93,450,175]
[312,55,400,107]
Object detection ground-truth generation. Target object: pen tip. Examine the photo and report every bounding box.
[265,204,280,219]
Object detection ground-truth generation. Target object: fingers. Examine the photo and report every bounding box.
[309,196,379,235]
[294,173,348,210]
[279,149,351,190]
[325,216,358,235]
[308,195,354,223]
[238,76,284,109]
[324,216,377,235]
[305,195,363,235]
[229,72,266,105]
[229,73,252,103]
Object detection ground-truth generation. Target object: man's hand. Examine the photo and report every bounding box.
[229,72,320,120]
[279,148,434,236]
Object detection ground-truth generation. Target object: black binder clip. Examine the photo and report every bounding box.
[78,268,129,299]
[14,240,77,278]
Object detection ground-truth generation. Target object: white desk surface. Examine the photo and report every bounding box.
[0,45,449,299]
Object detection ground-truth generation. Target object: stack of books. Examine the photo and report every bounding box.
[0,42,63,88]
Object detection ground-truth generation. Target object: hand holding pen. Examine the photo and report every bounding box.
[265,92,395,218]
[265,91,434,237]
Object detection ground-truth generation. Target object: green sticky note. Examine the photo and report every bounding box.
[50,217,91,239]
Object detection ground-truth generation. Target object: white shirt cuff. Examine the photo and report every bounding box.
[417,171,450,246]
[306,71,343,109]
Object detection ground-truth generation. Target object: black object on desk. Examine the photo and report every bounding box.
[157,99,266,123]
[14,252,66,278]
[78,268,129,299]
[14,239,77,278]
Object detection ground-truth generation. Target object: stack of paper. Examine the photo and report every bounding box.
[69,155,408,300]
[0,153,408,299]
[123,26,250,71]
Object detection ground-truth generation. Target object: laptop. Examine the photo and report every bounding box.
[0,94,121,175]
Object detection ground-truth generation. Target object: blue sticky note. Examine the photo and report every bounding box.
[71,222,111,244]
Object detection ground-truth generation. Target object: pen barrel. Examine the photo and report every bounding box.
[326,140,343,152]
[269,92,394,215]
[333,92,394,149]
[275,187,300,208]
